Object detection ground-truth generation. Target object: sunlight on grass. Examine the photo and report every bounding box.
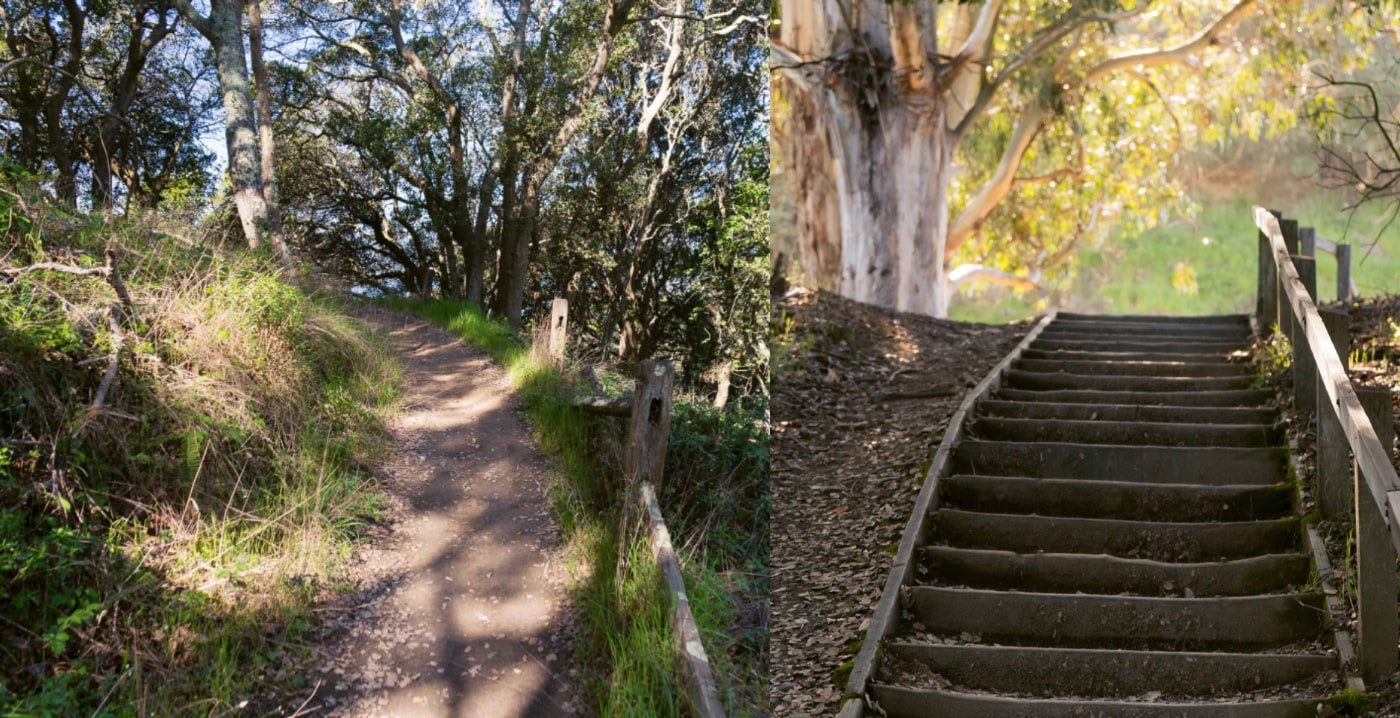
[953,193,1400,323]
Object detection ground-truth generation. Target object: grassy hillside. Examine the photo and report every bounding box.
[0,179,400,714]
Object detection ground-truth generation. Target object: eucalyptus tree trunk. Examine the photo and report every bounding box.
[774,0,986,317]
[173,0,269,251]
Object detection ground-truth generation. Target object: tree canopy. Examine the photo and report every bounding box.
[0,0,768,399]
[772,0,1394,316]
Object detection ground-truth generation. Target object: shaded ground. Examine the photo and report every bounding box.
[278,306,582,717]
[769,290,1029,716]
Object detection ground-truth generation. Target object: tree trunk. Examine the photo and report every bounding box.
[177,0,269,250]
[248,0,290,267]
[776,0,962,317]
[826,99,954,316]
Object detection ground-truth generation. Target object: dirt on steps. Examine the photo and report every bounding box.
[276,305,584,717]
[769,289,1029,717]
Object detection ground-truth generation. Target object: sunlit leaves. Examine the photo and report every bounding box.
[948,0,1387,301]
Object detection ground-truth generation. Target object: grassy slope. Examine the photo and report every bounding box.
[952,183,1400,323]
[387,299,768,717]
[0,188,400,715]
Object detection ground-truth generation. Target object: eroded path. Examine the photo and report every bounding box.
[294,306,581,717]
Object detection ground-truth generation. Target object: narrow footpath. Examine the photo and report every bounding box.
[292,306,581,717]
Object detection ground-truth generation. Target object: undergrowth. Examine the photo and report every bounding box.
[385,298,769,717]
[0,179,400,714]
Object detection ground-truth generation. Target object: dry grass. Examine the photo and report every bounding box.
[0,184,400,714]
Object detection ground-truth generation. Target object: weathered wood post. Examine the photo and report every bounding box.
[1337,243,1353,301]
[547,297,569,362]
[1258,210,1281,331]
[1355,387,1397,683]
[1317,310,1352,520]
[1293,228,1319,416]
[1280,218,1300,345]
[624,361,725,718]
[626,359,675,487]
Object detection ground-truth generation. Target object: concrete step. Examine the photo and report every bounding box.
[1041,322,1253,340]
[1004,369,1256,393]
[1037,330,1250,347]
[1022,347,1241,363]
[938,475,1293,521]
[970,417,1281,448]
[1056,312,1252,326]
[1034,337,1249,354]
[869,685,1318,718]
[903,586,1326,649]
[1014,357,1254,377]
[952,441,1287,484]
[993,387,1274,407]
[933,510,1300,561]
[881,643,1332,697]
[975,400,1277,426]
[922,546,1310,596]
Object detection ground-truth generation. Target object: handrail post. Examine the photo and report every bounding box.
[1355,388,1397,683]
[1318,311,1353,520]
[547,297,569,362]
[627,359,676,488]
[1258,210,1281,331]
[1337,243,1353,301]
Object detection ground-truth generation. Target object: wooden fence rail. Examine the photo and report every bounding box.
[538,295,727,718]
[1254,207,1399,683]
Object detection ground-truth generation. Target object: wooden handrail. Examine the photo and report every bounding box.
[1254,206,1399,684]
[1254,207,1400,541]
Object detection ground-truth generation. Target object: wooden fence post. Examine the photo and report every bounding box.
[1337,243,1353,301]
[1297,227,1318,301]
[626,360,675,487]
[548,297,569,362]
[1258,211,1281,330]
[1280,218,1301,345]
[1355,387,1397,683]
[1318,310,1353,521]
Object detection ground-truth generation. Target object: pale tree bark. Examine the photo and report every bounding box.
[774,0,1255,318]
[248,0,292,268]
[172,0,270,251]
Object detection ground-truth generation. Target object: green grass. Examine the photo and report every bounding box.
[0,180,401,715]
[388,298,767,717]
[952,193,1400,323]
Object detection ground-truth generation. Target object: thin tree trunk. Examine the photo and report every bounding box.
[248,0,291,267]
[174,0,269,250]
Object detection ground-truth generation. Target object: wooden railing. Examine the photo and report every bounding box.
[537,299,727,718]
[1254,207,1399,683]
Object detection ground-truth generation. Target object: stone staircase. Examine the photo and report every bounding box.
[868,313,1343,717]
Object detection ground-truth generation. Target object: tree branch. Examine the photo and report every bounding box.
[1085,0,1255,85]
[948,263,1039,291]
[947,101,1048,253]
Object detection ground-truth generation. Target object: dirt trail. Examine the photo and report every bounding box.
[294,306,581,717]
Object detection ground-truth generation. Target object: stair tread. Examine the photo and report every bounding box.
[922,546,1310,596]
[879,643,1334,698]
[904,586,1327,649]
[869,684,1323,718]
[939,474,1292,521]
